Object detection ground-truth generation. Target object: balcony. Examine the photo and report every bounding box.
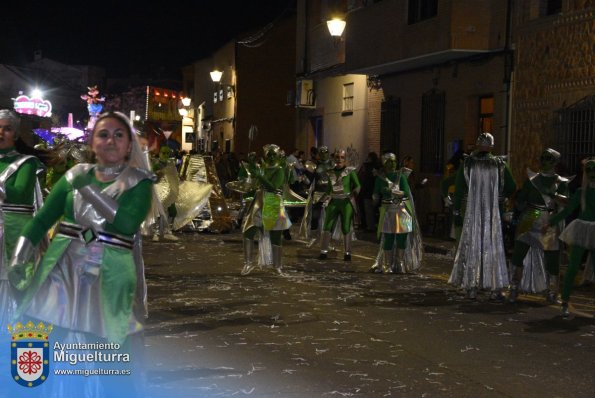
[344,0,508,76]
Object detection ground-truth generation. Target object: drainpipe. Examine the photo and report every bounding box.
[503,0,513,159]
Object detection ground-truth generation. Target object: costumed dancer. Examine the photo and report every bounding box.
[0,110,45,330]
[8,112,155,396]
[149,145,180,241]
[241,144,291,276]
[299,146,333,246]
[233,151,259,225]
[319,149,361,261]
[369,153,422,273]
[448,132,516,299]
[509,148,571,303]
[547,157,595,317]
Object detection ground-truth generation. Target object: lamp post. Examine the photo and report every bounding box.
[210,68,236,153]
[178,95,196,152]
[327,18,346,46]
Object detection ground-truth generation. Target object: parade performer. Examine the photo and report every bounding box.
[299,146,333,246]
[8,112,154,395]
[449,132,516,299]
[548,157,595,317]
[149,145,180,241]
[241,144,291,275]
[368,153,421,273]
[509,148,571,303]
[0,110,45,330]
[319,149,361,261]
[231,151,258,225]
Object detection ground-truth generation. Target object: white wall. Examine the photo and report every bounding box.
[317,74,368,166]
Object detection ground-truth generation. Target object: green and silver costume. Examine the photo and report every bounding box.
[0,147,44,329]
[14,164,153,344]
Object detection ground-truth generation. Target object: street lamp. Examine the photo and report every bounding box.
[178,95,196,151]
[210,69,235,102]
[326,18,346,37]
[210,70,223,83]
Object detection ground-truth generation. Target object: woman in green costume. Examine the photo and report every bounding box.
[368,153,418,273]
[9,112,154,396]
[241,144,291,275]
[508,148,570,303]
[318,149,361,261]
[0,109,44,330]
[548,157,595,317]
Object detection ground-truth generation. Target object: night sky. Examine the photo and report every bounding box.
[3,0,295,79]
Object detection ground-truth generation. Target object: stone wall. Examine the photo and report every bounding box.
[511,4,595,182]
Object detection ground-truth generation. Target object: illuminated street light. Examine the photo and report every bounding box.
[210,70,223,83]
[326,19,346,37]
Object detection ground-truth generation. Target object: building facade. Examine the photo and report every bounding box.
[510,0,595,181]
[297,0,512,224]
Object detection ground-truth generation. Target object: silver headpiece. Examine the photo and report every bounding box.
[381,152,397,164]
[542,148,561,161]
[476,132,494,148]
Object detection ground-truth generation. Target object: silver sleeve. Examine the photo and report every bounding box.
[79,185,119,223]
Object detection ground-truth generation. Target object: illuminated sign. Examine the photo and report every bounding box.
[13,95,52,117]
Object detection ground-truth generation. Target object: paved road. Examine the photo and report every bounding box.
[141,230,595,398]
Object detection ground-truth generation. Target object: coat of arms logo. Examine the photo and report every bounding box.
[7,320,53,387]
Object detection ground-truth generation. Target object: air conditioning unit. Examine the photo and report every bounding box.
[296,79,315,108]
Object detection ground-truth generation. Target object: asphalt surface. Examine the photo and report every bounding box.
[140,228,595,398]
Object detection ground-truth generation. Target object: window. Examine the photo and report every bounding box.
[408,0,438,24]
[479,96,494,134]
[554,95,595,173]
[380,97,401,154]
[420,89,445,174]
[342,82,354,115]
[542,0,562,16]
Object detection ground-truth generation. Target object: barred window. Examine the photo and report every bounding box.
[554,95,595,174]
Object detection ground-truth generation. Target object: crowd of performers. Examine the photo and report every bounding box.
[229,132,593,319]
[0,107,593,393]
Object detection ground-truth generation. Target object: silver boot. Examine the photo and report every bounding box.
[319,231,331,260]
[508,266,523,303]
[241,238,256,276]
[382,249,393,274]
[546,274,560,304]
[391,248,405,274]
[272,244,287,276]
[369,247,384,273]
[343,233,352,261]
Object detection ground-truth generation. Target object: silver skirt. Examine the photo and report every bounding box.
[559,219,595,249]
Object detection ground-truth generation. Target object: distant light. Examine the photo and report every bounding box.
[210,70,223,83]
[134,115,140,121]
[178,108,188,117]
[217,206,222,212]
[31,88,43,98]
[181,97,191,107]
[327,19,346,37]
